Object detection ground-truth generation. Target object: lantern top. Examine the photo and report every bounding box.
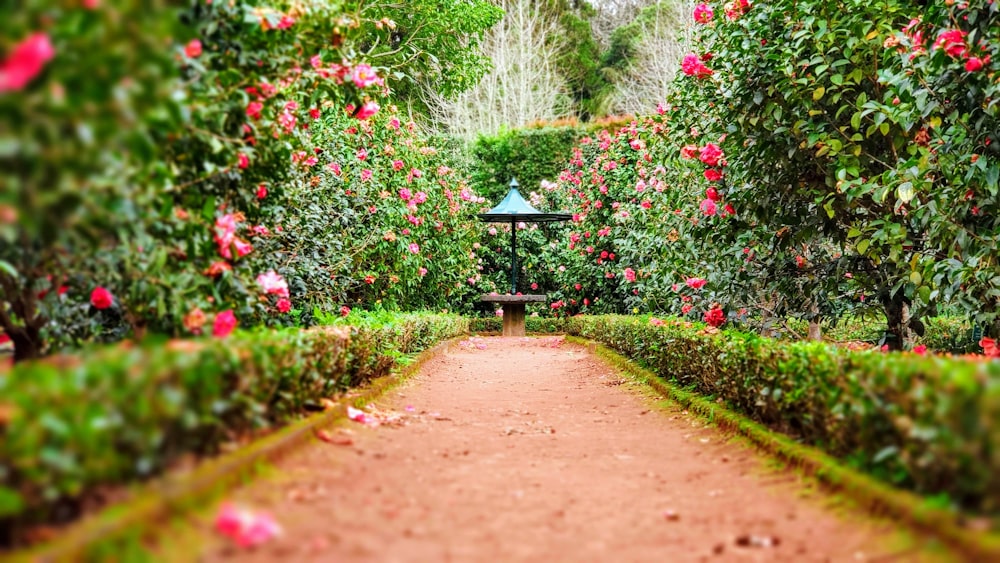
[477,178,573,223]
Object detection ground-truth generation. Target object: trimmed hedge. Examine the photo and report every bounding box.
[563,315,1000,514]
[468,316,566,334]
[0,313,467,544]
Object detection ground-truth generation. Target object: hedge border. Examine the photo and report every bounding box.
[12,336,464,562]
[568,335,1000,561]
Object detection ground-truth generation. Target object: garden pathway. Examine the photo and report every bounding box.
[186,336,950,562]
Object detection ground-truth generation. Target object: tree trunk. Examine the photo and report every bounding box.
[807,320,822,341]
[882,291,915,351]
[10,326,42,362]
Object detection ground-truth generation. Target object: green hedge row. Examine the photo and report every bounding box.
[0,313,467,544]
[468,316,566,334]
[563,315,1000,514]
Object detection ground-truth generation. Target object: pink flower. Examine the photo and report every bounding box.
[933,29,968,58]
[681,304,693,315]
[650,317,665,326]
[276,15,295,29]
[393,159,405,171]
[399,188,412,201]
[419,267,428,276]
[213,310,237,338]
[681,53,713,78]
[238,153,249,169]
[246,101,263,120]
[680,144,699,159]
[185,39,202,58]
[624,268,637,282]
[408,243,420,254]
[966,56,986,72]
[90,286,114,309]
[351,63,380,88]
[256,270,290,298]
[495,309,504,317]
[0,33,55,93]
[704,168,723,182]
[685,277,707,289]
[276,298,292,313]
[214,503,282,548]
[699,143,724,167]
[356,148,367,161]
[340,305,351,317]
[329,162,342,175]
[354,101,379,120]
[725,0,750,20]
[256,184,268,200]
[360,169,373,182]
[912,344,927,355]
[700,198,718,216]
[234,239,253,258]
[693,3,714,23]
[413,191,428,204]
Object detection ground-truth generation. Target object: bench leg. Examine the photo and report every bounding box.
[502,303,526,337]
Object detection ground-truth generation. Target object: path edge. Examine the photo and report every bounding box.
[13,336,465,563]
[569,335,1000,561]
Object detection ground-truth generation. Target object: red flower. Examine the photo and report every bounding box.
[681,304,693,315]
[680,144,699,159]
[703,168,723,182]
[0,332,10,345]
[980,337,999,357]
[276,298,292,313]
[340,305,351,317]
[705,187,720,201]
[185,39,203,58]
[90,286,114,309]
[238,153,249,169]
[256,184,268,200]
[354,101,379,120]
[204,260,232,277]
[704,306,725,327]
[912,344,927,355]
[966,56,985,72]
[0,33,55,93]
[213,310,237,338]
[932,29,968,58]
[364,274,376,284]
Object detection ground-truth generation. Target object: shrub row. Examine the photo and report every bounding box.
[563,315,1000,514]
[0,313,468,544]
[468,316,566,334]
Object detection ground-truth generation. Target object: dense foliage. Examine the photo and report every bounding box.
[0,312,467,544]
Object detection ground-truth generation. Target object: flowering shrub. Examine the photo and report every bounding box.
[1,0,501,360]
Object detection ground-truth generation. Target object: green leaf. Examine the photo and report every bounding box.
[897,182,915,203]
[0,260,18,279]
[910,271,922,286]
[813,86,826,101]
[857,239,871,255]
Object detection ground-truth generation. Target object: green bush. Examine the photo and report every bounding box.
[0,313,467,543]
[565,315,1000,513]
[468,316,566,334]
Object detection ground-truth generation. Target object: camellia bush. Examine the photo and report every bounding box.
[1,0,502,360]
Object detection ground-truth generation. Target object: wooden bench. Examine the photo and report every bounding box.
[480,294,548,336]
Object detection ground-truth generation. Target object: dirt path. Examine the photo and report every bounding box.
[185,337,950,562]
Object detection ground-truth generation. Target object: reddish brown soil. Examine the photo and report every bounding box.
[193,337,947,562]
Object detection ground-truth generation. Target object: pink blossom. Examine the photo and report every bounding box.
[399,188,412,201]
[912,344,927,355]
[329,162,342,175]
[693,3,714,23]
[215,503,282,548]
[0,33,55,93]
[213,310,237,339]
[340,305,351,317]
[185,39,202,58]
[413,191,428,204]
[408,242,420,254]
[933,29,968,58]
[234,239,253,258]
[355,101,379,120]
[624,268,637,282]
[419,267,428,276]
[704,168,723,182]
[388,117,401,130]
[680,144,699,159]
[681,304,693,315]
[276,15,295,29]
[256,270,290,298]
[685,277,707,289]
[681,53,713,78]
[361,169,373,182]
[246,101,263,120]
[700,198,718,216]
[725,0,750,20]
[704,306,725,327]
[351,63,380,88]
[356,148,368,161]
[393,159,405,171]
[495,309,504,317]
[699,143,724,167]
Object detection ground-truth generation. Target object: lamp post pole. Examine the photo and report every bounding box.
[510,219,517,294]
